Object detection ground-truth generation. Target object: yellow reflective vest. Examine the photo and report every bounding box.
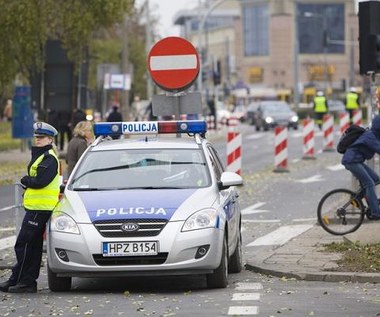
[313,96,328,113]
[23,149,59,211]
[346,92,359,110]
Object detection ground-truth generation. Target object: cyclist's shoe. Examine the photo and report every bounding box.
[368,213,380,221]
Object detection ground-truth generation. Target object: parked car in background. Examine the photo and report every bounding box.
[246,102,260,126]
[232,105,247,122]
[255,101,299,131]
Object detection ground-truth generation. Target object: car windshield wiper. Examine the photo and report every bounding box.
[72,187,100,191]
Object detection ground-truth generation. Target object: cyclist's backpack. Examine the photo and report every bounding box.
[337,125,366,154]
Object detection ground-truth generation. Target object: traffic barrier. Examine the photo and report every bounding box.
[302,118,316,159]
[206,115,216,130]
[226,117,241,174]
[339,112,350,135]
[273,126,289,172]
[352,109,362,126]
[322,114,334,152]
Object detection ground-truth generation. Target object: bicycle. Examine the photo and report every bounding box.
[317,182,379,235]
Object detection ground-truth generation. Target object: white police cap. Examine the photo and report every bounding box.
[33,122,58,137]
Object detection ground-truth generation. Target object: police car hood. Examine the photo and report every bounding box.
[60,188,217,223]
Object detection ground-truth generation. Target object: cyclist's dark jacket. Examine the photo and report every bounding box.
[342,115,380,164]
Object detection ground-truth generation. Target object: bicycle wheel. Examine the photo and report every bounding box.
[317,188,365,235]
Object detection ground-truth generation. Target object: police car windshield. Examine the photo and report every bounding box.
[69,149,211,190]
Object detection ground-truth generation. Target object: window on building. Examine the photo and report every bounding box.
[297,3,345,54]
[243,3,269,56]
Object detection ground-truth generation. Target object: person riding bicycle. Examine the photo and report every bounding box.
[342,115,380,220]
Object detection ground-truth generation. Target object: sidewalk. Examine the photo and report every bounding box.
[245,222,380,283]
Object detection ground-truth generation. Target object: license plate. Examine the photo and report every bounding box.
[102,241,158,257]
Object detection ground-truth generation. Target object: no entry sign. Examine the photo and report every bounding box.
[148,37,200,92]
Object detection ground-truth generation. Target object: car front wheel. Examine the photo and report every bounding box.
[47,264,72,292]
[228,232,243,273]
[206,235,228,288]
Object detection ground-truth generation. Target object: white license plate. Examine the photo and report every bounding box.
[102,241,158,257]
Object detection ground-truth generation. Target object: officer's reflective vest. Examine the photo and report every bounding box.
[314,96,328,113]
[346,92,359,110]
[23,149,59,211]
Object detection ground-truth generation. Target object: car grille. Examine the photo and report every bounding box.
[93,219,168,237]
[93,253,168,265]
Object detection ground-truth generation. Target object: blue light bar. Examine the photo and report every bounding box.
[94,120,207,137]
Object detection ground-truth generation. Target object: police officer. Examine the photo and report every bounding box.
[345,87,360,124]
[0,122,60,293]
[313,91,328,130]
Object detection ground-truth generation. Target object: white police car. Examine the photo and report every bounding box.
[47,120,243,291]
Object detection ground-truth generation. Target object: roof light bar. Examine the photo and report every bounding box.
[94,120,207,137]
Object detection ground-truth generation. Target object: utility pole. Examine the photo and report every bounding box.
[145,0,153,100]
[121,15,130,121]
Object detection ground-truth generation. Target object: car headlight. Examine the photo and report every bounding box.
[290,115,299,122]
[50,212,80,234]
[265,116,273,124]
[182,209,219,232]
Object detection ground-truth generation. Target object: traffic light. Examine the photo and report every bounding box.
[366,34,380,73]
[358,1,380,74]
[213,60,221,86]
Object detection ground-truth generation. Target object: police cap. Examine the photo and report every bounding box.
[33,122,58,137]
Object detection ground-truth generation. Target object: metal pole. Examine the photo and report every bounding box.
[293,3,300,108]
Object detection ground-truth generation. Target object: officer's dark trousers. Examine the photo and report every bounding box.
[9,211,52,286]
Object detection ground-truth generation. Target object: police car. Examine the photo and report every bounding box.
[47,120,243,291]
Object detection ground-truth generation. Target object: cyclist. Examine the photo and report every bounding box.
[342,115,380,220]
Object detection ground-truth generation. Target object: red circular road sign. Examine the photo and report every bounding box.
[147,37,200,92]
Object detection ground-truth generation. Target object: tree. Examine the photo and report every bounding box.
[0,0,133,90]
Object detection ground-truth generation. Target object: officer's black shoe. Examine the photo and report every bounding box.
[0,280,15,292]
[8,283,37,293]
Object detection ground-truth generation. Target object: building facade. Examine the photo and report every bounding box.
[174,0,359,105]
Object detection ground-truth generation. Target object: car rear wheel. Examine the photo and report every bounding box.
[228,232,242,273]
[47,264,72,292]
[206,235,228,288]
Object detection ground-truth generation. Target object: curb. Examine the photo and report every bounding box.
[245,262,380,283]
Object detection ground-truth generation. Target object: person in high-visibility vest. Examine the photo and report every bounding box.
[345,87,360,124]
[0,122,59,293]
[313,91,328,130]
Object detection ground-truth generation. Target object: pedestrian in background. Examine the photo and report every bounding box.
[3,99,12,122]
[66,121,94,178]
[58,110,72,151]
[47,108,59,144]
[345,87,360,124]
[107,104,123,122]
[313,91,328,130]
[71,108,87,131]
[0,122,60,293]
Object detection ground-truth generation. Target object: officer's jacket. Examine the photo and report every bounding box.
[22,145,59,211]
[345,92,359,110]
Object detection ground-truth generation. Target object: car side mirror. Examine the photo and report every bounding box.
[218,172,243,190]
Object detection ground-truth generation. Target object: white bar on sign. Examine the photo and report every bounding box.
[150,55,197,71]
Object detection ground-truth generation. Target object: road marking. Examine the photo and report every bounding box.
[241,202,269,215]
[246,134,264,140]
[0,235,16,251]
[232,293,260,301]
[292,217,316,223]
[246,224,313,247]
[242,219,281,223]
[228,306,258,315]
[0,205,14,212]
[326,164,345,171]
[235,282,263,290]
[295,174,324,183]
[0,227,15,232]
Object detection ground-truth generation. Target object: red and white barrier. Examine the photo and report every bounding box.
[352,109,362,126]
[302,118,315,159]
[226,117,241,174]
[206,115,216,130]
[322,114,334,151]
[273,126,289,172]
[339,112,350,135]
